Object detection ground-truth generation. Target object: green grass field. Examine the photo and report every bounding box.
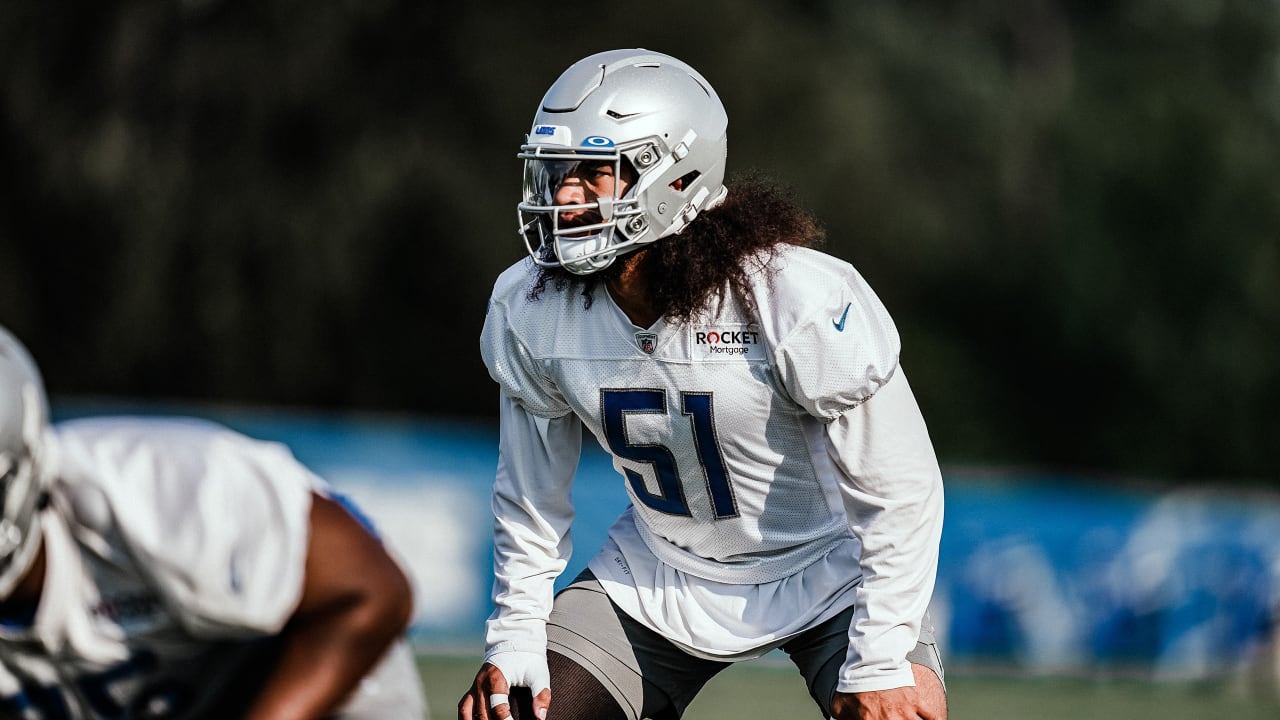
[418,653,1280,720]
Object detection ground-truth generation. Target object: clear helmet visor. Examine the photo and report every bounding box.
[522,158,606,207]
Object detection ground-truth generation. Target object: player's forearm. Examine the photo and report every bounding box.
[481,539,558,709]
[840,575,936,692]
[838,463,942,691]
[837,470,941,690]
[240,492,416,719]
[242,596,412,720]
[483,508,568,661]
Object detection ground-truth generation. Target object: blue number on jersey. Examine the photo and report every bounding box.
[601,389,738,519]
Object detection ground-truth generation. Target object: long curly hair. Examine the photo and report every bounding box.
[527,172,826,322]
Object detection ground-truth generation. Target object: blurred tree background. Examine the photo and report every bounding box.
[1,0,1276,481]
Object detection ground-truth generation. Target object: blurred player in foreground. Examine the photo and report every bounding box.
[0,325,427,719]
[460,49,946,720]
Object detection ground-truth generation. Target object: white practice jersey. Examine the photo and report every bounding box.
[480,246,945,693]
[0,417,424,719]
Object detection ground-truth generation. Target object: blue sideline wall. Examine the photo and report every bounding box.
[53,402,1280,677]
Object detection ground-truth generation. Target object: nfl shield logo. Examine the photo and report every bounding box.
[635,331,658,355]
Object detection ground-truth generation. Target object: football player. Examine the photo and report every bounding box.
[0,324,427,719]
[459,50,947,720]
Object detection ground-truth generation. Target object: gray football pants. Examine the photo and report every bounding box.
[546,571,944,720]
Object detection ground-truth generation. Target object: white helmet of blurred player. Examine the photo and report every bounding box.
[517,49,729,275]
[0,326,50,599]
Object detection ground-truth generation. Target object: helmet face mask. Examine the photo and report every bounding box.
[519,146,647,274]
[0,327,50,599]
[517,49,729,275]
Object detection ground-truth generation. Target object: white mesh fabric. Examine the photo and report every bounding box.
[757,247,901,419]
[481,260,573,419]
[480,247,902,585]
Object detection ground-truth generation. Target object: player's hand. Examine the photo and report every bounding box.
[829,664,946,720]
[458,662,552,720]
[831,687,931,720]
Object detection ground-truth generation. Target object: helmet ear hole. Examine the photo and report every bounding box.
[671,170,701,192]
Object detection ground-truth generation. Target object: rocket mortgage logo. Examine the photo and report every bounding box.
[691,325,764,360]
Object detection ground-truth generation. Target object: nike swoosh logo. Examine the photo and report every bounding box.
[832,303,852,331]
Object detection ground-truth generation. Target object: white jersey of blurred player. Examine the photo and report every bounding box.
[0,416,425,719]
[481,244,944,692]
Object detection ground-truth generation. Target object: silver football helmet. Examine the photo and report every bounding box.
[0,326,50,598]
[518,49,730,274]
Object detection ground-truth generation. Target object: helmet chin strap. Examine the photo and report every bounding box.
[556,232,617,274]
